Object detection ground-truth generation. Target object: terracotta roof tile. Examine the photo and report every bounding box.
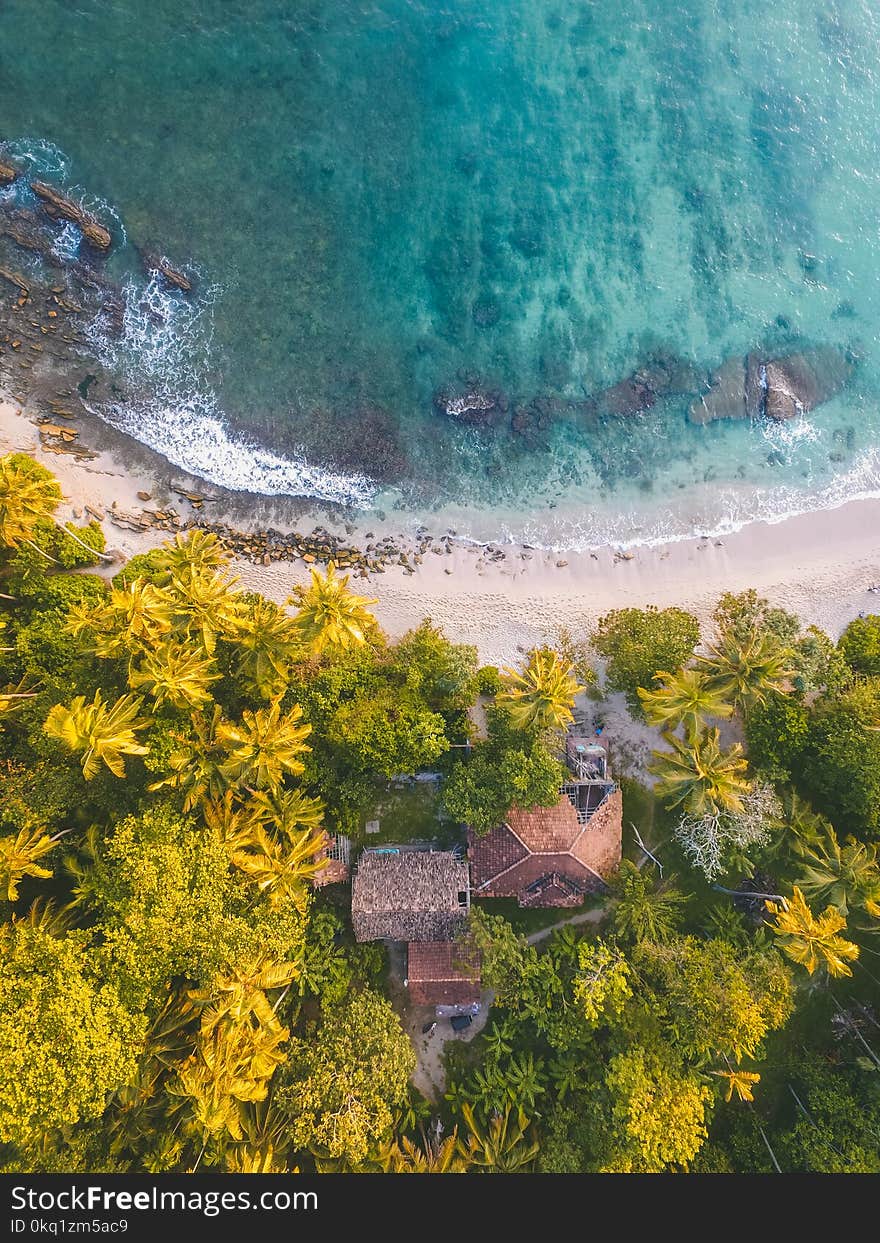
[469,788,622,907]
[407,941,481,1007]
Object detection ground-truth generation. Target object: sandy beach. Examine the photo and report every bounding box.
[2,394,879,667]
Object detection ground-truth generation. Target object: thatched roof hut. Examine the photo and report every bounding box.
[351,850,470,942]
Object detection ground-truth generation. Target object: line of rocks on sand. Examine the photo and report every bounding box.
[100,498,511,578]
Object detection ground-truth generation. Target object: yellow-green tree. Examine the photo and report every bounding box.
[129,640,220,710]
[0,826,64,901]
[0,452,62,548]
[67,580,174,658]
[287,562,378,658]
[44,691,150,780]
[765,887,860,978]
[218,703,312,794]
[497,647,583,734]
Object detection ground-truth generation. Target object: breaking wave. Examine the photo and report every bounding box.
[85,273,376,507]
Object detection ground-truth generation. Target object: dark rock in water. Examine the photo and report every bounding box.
[29,181,112,251]
[762,347,854,422]
[0,158,21,185]
[688,356,748,424]
[744,353,766,420]
[690,345,854,424]
[584,351,704,419]
[140,250,193,293]
[433,384,505,426]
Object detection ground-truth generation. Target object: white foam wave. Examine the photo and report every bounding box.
[3,137,70,178]
[85,273,376,507]
[463,441,880,552]
[50,220,82,263]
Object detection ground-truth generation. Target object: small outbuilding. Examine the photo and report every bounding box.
[405,941,482,1007]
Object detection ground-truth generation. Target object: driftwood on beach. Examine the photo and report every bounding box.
[29,181,112,251]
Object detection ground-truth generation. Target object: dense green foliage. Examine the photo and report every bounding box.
[592,605,700,714]
[442,707,565,834]
[2,454,880,1176]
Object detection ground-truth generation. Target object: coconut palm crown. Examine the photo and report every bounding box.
[649,727,750,818]
[637,667,733,738]
[695,627,794,712]
[287,562,378,658]
[497,647,583,734]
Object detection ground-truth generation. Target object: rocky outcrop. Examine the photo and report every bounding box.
[140,251,193,293]
[762,347,855,421]
[688,356,750,424]
[689,346,854,424]
[584,352,705,419]
[29,181,112,251]
[433,384,507,426]
[0,159,20,186]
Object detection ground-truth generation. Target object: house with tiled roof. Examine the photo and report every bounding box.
[468,734,622,908]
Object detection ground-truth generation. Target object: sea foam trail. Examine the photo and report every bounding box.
[85,273,376,507]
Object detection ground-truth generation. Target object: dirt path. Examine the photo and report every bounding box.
[525,905,607,945]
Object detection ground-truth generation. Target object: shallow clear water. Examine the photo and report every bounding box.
[2,0,880,545]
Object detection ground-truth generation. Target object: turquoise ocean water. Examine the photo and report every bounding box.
[2,0,880,546]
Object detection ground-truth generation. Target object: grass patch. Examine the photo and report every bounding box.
[349,778,463,849]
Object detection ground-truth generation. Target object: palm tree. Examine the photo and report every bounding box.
[610,860,688,944]
[637,667,733,737]
[287,562,378,658]
[152,530,231,585]
[765,887,860,978]
[67,580,174,658]
[458,1103,539,1173]
[497,647,583,734]
[0,825,66,901]
[695,627,794,712]
[712,1066,761,1103]
[548,1052,582,1104]
[649,727,750,817]
[167,567,241,656]
[149,706,231,811]
[13,896,72,936]
[796,827,880,924]
[172,957,298,1148]
[0,674,41,717]
[218,703,312,794]
[232,597,303,700]
[43,690,150,779]
[0,452,61,547]
[190,957,298,1041]
[377,1129,466,1173]
[0,452,113,563]
[501,1051,547,1114]
[226,822,327,911]
[129,640,220,710]
[247,787,324,837]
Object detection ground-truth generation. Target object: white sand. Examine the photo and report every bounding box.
[3,396,880,668]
